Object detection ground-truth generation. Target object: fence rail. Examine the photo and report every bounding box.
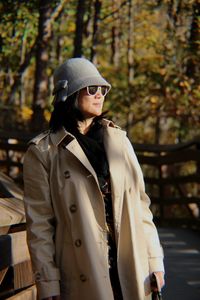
[134,138,200,228]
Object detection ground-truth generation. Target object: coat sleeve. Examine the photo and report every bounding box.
[23,144,60,299]
[125,137,165,274]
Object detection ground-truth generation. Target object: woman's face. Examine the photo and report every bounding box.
[77,87,105,119]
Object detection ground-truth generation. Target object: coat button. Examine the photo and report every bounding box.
[35,272,41,281]
[75,239,82,247]
[69,204,77,213]
[64,170,70,179]
[80,274,87,282]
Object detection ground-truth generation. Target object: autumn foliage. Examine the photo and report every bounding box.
[0,0,200,143]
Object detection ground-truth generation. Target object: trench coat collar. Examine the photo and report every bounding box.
[50,127,71,146]
[49,119,117,146]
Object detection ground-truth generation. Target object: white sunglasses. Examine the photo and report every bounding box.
[86,86,109,96]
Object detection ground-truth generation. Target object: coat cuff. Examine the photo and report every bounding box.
[34,266,60,299]
[34,266,60,281]
[37,280,60,299]
[149,257,165,274]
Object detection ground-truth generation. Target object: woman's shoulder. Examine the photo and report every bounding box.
[26,130,52,154]
[28,127,72,151]
[23,130,52,166]
[29,130,51,145]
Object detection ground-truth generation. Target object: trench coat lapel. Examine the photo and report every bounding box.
[50,128,99,187]
[103,126,126,235]
[65,139,99,185]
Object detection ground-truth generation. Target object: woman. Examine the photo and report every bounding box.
[23,58,164,300]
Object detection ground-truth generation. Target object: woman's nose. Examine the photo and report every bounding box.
[95,91,102,98]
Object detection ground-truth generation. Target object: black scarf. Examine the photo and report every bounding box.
[72,121,110,191]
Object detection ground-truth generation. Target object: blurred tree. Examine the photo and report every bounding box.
[110,0,120,67]
[0,0,199,142]
[90,0,102,62]
[32,0,68,131]
[186,0,200,79]
[73,0,87,57]
[31,0,54,131]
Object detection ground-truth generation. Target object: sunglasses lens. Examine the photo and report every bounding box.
[88,86,98,95]
[87,86,109,96]
[101,86,108,96]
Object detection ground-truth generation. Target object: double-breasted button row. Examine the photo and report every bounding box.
[75,239,82,247]
[35,272,41,281]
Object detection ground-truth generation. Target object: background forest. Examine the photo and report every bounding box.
[0,0,200,144]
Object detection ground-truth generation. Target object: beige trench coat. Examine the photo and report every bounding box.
[23,119,164,300]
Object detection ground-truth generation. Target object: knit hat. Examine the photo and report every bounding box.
[52,58,111,104]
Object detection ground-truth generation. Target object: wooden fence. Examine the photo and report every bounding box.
[134,138,200,228]
[0,131,34,186]
[0,130,200,227]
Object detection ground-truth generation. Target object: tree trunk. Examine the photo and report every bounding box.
[125,0,134,136]
[73,0,87,57]
[31,0,68,131]
[31,0,53,131]
[127,0,134,85]
[155,112,161,144]
[186,1,200,79]
[8,43,36,105]
[90,0,102,63]
[19,26,28,107]
[111,0,120,67]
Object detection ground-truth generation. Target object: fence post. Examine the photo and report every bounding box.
[158,153,164,225]
[196,141,200,219]
[5,148,10,176]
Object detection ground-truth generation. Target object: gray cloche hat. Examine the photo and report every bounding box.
[52,57,111,104]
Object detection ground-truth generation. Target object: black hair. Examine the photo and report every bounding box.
[49,93,83,134]
[49,93,108,134]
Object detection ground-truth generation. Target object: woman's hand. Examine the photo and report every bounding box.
[42,296,61,300]
[151,271,165,291]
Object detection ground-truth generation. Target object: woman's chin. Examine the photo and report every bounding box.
[85,111,102,118]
